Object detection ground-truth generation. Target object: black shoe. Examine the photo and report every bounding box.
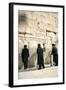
[43,66,45,68]
[38,68,41,70]
[55,65,58,66]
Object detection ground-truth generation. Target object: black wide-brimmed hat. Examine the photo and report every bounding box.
[24,45,27,48]
[38,44,41,47]
[52,44,55,46]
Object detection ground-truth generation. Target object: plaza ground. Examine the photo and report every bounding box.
[18,66,58,79]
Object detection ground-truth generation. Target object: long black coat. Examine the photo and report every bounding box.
[21,48,29,63]
[52,47,58,65]
[37,47,44,65]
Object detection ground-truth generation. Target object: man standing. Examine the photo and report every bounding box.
[21,45,29,70]
[52,44,58,66]
[37,44,45,69]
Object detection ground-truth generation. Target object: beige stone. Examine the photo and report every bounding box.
[18,11,58,69]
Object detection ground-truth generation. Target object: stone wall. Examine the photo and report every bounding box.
[18,11,58,69]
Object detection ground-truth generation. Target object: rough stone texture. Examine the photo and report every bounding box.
[18,11,58,69]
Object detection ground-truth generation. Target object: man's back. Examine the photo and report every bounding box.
[37,47,43,57]
[52,47,58,55]
[22,48,29,59]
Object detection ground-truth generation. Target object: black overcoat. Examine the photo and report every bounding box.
[37,47,44,65]
[52,47,58,65]
[21,48,29,63]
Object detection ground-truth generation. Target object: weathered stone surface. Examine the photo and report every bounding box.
[18,11,58,69]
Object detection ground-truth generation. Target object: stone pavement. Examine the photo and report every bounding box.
[18,66,58,79]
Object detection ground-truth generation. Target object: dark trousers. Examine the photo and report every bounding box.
[53,54,58,66]
[55,60,58,66]
[24,62,28,69]
[38,63,45,69]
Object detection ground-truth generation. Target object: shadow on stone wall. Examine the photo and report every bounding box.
[29,53,37,67]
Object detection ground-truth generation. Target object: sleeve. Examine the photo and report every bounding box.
[27,49,29,57]
[21,49,24,58]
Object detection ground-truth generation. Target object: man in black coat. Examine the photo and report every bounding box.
[37,44,45,69]
[52,44,58,66]
[21,45,29,70]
